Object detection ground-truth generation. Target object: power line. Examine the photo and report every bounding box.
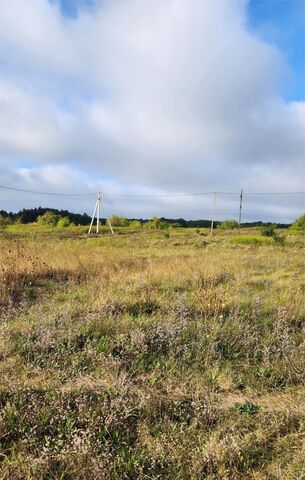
[0,185,95,197]
[243,192,305,196]
[0,184,231,197]
[0,184,304,198]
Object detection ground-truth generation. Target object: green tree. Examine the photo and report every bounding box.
[218,219,239,230]
[57,217,72,228]
[109,215,129,227]
[151,216,169,230]
[36,211,59,226]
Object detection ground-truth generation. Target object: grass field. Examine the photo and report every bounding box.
[0,226,305,479]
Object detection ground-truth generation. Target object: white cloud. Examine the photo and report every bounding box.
[0,0,304,219]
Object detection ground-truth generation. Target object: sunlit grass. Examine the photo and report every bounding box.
[0,226,304,479]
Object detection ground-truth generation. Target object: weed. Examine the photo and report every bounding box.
[235,402,260,415]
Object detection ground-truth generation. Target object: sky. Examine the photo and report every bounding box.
[0,0,304,221]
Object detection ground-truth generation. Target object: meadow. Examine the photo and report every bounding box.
[0,225,305,479]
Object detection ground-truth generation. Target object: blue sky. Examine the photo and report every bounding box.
[248,0,305,101]
[0,0,304,221]
[57,0,98,17]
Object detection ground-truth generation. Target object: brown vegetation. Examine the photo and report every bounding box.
[0,227,304,479]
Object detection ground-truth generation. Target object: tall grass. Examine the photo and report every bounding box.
[0,227,304,479]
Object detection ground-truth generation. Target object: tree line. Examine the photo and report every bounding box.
[0,208,91,226]
[0,207,296,229]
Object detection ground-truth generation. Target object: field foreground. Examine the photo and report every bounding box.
[0,227,305,479]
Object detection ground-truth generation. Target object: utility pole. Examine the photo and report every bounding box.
[238,189,243,227]
[96,192,101,233]
[107,218,114,235]
[88,193,99,235]
[210,191,217,236]
[88,192,114,235]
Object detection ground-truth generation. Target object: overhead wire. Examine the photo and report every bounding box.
[0,185,96,196]
[0,184,304,198]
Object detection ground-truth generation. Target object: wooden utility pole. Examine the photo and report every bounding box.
[210,191,217,236]
[238,189,243,227]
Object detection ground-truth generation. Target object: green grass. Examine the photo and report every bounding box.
[231,235,274,245]
[0,226,304,479]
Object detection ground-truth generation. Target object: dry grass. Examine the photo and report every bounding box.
[0,227,304,479]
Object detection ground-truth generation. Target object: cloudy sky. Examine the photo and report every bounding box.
[0,0,304,221]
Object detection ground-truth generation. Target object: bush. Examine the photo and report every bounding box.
[152,217,169,230]
[36,211,59,226]
[157,221,169,230]
[57,217,72,228]
[261,224,277,237]
[143,217,168,230]
[273,234,285,246]
[261,224,285,245]
[290,214,305,232]
[218,219,239,230]
[0,215,12,228]
[129,220,142,229]
[109,215,129,227]
[143,221,155,229]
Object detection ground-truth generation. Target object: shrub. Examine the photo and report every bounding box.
[109,215,129,227]
[129,220,142,229]
[143,217,168,230]
[273,234,285,246]
[57,217,72,228]
[261,224,277,237]
[157,221,169,230]
[261,224,285,245]
[153,217,169,230]
[290,214,305,232]
[143,221,155,229]
[36,211,59,226]
[0,214,12,227]
[218,219,239,230]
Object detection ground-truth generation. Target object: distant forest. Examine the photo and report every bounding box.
[0,207,291,228]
